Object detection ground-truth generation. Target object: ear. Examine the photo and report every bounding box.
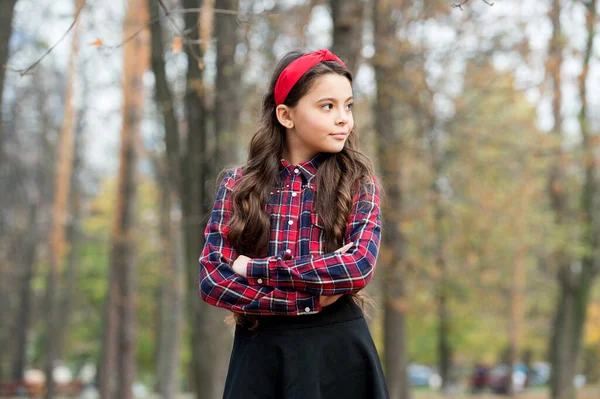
[276,104,295,129]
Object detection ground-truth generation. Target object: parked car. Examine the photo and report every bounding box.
[487,363,528,394]
[530,362,551,386]
[469,363,490,393]
[408,364,442,389]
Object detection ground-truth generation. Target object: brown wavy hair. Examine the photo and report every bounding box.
[228,50,375,326]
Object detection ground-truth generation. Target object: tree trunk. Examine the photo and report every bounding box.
[330,0,364,75]
[550,270,594,399]
[434,201,451,393]
[155,198,184,399]
[578,0,599,315]
[11,203,39,381]
[548,1,598,399]
[0,0,17,160]
[55,111,85,364]
[154,155,184,399]
[8,76,56,381]
[429,123,452,392]
[0,1,18,379]
[181,1,225,398]
[148,0,180,190]
[214,0,241,168]
[99,1,148,398]
[0,2,19,375]
[44,1,82,396]
[546,0,569,395]
[373,1,410,399]
[147,1,184,398]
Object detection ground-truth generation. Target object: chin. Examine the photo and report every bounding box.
[319,139,347,154]
[320,144,345,154]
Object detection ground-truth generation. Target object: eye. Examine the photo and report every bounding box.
[321,103,333,110]
[346,103,354,111]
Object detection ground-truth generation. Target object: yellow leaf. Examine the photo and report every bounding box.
[90,38,103,47]
[172,36,182,54]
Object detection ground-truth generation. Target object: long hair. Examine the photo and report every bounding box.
[228,50,375,326]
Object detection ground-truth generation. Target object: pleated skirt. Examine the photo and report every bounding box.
[223,295,389,399]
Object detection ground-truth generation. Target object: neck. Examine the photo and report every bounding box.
[282,137,317,165]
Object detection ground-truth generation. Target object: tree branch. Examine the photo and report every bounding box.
[6,0,87,76]
[451,0,494,10]
[157,0,170,15]
[7,2,278,75]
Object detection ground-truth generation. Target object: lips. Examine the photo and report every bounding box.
[330,132,348,138]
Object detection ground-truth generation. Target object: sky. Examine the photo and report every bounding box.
[4,0,599,175]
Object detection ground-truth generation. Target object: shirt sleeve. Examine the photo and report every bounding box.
[198,169,322,316]
[245,177,381,296]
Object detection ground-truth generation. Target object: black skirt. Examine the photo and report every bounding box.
[223,295,389,399]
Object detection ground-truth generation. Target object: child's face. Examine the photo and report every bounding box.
[284,73,354,162]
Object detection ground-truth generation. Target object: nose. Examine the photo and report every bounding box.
[336,109,348,126]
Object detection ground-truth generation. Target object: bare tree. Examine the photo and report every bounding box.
[214,0,241,168]
[149,0,242,395]
[179,0,218,397]
[44,1,83,396]
[155,157,185,399]
[329,0,364,75]
[55,94,87,368]
[147,1,184,397]
[0,2,19,376]
[372,1,410,399]
[548,1,599,399]
[0,0,17,160]
[99,1,149,398]
[1,62,60,381]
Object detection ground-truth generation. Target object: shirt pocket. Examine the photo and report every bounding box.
[309,212,325,255]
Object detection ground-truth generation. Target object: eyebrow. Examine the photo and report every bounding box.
[316,96,354,103]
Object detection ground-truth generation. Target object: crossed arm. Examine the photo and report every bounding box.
[198,170,381,316]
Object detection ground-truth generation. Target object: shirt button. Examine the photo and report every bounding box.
[294,168,300,174]
[288,220,294,225]
[291,192,297,197]
[257,278,263,284]
[305,307,311,313]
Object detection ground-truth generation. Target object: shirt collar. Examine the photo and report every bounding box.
[279,153,326,182]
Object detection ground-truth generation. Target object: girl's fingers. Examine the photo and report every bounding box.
[335,243,353,253]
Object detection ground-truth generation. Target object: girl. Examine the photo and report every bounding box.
[199,49,389,399]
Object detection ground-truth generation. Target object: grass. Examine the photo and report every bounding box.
[412,386,600,399]
[5,385,598,398]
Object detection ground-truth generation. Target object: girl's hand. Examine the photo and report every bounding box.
[319,294,343,307]
[319,243,353,307]
[335,242,353,254]
[236,244,352,303]
[232,255,251,277]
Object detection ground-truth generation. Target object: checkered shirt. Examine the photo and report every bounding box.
[198,154,381,316]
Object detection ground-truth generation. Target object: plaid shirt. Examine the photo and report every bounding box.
[198,154,381,316]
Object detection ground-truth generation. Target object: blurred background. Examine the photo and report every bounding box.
[0,0,599,398]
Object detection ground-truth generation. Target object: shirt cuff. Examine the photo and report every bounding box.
[246,257,273,285]
[296,295,321,315]
[246,249,294,286]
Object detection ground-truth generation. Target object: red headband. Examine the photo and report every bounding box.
[274,49,347,106]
